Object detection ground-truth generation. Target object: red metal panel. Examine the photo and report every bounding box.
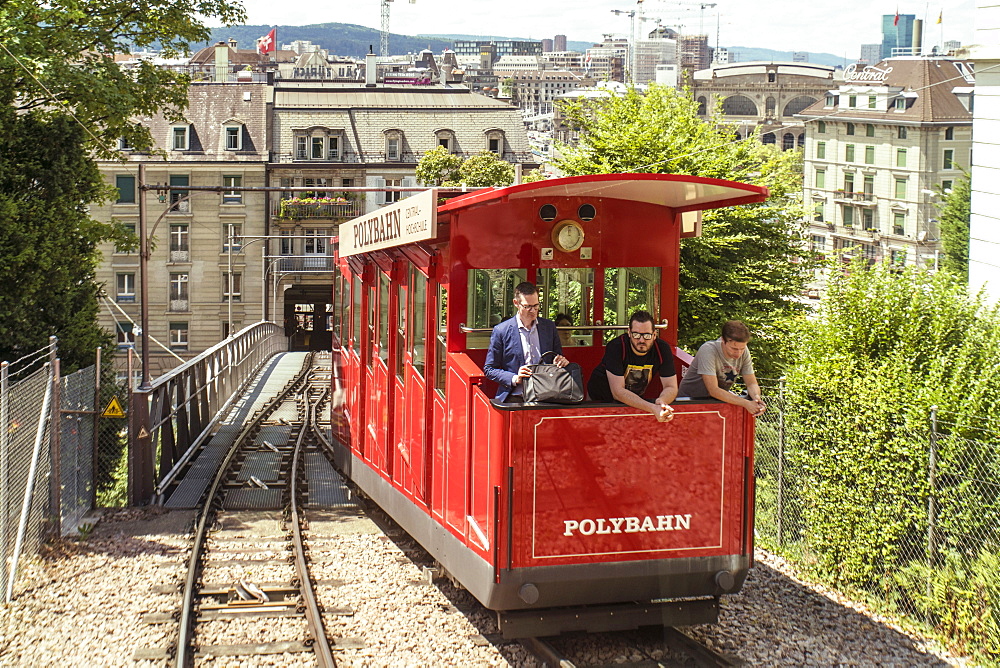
[444,365,469,534]
[468,387,506,561]
[431,392,447,520]
[510,403,747,568]
[398,369,427,501]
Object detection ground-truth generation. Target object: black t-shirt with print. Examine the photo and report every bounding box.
[587,335,675,402]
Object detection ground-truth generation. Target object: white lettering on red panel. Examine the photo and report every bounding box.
[563,514,692,536]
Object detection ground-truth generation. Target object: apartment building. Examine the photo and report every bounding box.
[798,57,973,272]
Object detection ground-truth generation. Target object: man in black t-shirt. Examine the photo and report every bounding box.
[587,310,677,422]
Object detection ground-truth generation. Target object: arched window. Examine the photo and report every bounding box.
[697,96,707,115]
[721,95,758,116]
[761,132,776,145]
[797,133,805,148]
[783,96,817,117]
[765,97,776,116]
[434,129,456,153]
[782,133,795,150]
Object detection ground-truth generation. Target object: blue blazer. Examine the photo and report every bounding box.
[484,316,563,401]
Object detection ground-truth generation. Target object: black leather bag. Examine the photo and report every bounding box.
[523,352,584,404]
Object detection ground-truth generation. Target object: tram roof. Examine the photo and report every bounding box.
[437,173,769,214]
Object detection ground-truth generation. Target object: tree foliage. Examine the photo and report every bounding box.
[780,260,1000,647]
[0,0,244,368]
[554,85,812,375]
[938,171,971,281]
[415,147,515,188]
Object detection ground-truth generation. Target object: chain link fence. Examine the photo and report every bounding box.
[755,378,1000,658]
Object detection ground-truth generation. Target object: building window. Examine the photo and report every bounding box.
[223,222,242,252]
[826,94,836,107]
[223,175,242,204]
[862,208,875,230]
[897,126,907,139]
[296,136,308,160]
[893,213,905,235]
[846,123,855,135]
[387,137,400,161]
[868,95,877,109]
[171,126,190,151]
[943,149,954,169]
[280,229,293,256]
[811,234,826,250]
[895,178,907,199]
[486,129,505,154]
[225,125,241,150]
[817,120,826,133]
[222,272,242,302]
[848,95,857,108]
[896,148,907,167]
[385,177,402,204]
[118,137,133,151]
[843,206,854,227]
[115,273,136,303]
[816,141,826,159]
[815,169,826,189]
[342,178,353,188]
[116,322,135,348]
[863,175,874,195]
[169,322,189,350]
[115,175,136,204]
[866,124,875,137]
[845,144,855,162]
[312,136,324,159]
[169,175,189,212]
[891,249,906,265]
[864,146,875,164]
[304,178,329,199]
[942,180,953,192]
[813,203,824,222]
[328,135,340,160]
[169,273,189,301]
[169,224,189,252]
[844,173,855,193]
[945,126,954,140]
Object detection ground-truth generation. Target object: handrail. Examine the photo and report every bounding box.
[459,322,669,334]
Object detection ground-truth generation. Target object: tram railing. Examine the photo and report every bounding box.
[129,321,286,504]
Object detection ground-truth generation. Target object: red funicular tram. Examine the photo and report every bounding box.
[328,173,769,637]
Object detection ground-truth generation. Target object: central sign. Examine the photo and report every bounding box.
[844,63,893,83]
[339,188,437,257]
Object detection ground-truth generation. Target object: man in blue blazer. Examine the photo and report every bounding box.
[484,281,569,402]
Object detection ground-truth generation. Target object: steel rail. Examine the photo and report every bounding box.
[289,379,336,667]
[459,322,669,334]
[521,637,577,668]
[174,354,315,667]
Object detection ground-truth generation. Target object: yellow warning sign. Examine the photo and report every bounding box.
[102,396,126,418]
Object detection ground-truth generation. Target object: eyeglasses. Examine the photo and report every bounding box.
[629,331,655,340]
[518,303,542,311]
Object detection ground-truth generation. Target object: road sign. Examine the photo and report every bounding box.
[102,396,126,418]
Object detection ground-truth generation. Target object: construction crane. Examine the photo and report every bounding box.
[646,0,717,36]
[611,8,661,85]
[379,0,416,58]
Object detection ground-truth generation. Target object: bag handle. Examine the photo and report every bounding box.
[538,350,558,363]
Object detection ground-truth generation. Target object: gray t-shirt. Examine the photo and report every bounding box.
[678,338,754,398]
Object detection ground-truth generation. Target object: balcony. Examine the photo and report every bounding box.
[270,255,335,272]
[273,198,364,220]
[832,191,877,206]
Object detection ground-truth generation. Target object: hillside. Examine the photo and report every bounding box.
[196,24,452,57]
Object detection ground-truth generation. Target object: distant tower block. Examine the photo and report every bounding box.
[554,34,567,52]
[542,38,553,52]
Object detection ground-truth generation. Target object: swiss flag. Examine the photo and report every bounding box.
[257,28,276,54]
[893,9,899,25]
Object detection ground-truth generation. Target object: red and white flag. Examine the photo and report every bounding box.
[893,9,900,26]
[257,28,276,54]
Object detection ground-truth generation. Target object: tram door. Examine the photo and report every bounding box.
[394,265,429,502]
[366,271,393,473]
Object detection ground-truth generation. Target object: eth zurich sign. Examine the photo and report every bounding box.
[340,189,437,257]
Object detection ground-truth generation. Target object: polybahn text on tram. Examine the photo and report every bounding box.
[327,174,769,638]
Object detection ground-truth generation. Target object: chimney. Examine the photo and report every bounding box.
[228,38,238,49]
[912,19,923,54]
[214,41,229,82]
[365,46,377,87]
[441,64,453,86]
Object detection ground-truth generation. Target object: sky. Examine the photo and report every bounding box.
[232,0,976,58]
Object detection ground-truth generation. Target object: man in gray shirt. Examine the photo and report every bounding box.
[678,320,766,415]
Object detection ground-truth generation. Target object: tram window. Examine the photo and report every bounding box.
[395,284,406,379]
[352,276,362,351]
[409,266,427,377]
[367,285,375,368]
[340,275,350,347]
[603,267,661,341]
[379,272,390,363]
[466,268,527,348]
[435,285,447,396]
[536,267,595,347]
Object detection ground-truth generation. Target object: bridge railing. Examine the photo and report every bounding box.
[129,321,286,504]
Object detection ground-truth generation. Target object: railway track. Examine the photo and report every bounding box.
[168,352,339,666]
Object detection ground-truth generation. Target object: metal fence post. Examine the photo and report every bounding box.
[926,404,939,627]
[48,357,61,539]
[777,376,786,548]
[91,347,101,510]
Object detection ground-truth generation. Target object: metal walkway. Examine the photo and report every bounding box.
[164,352,308,508]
